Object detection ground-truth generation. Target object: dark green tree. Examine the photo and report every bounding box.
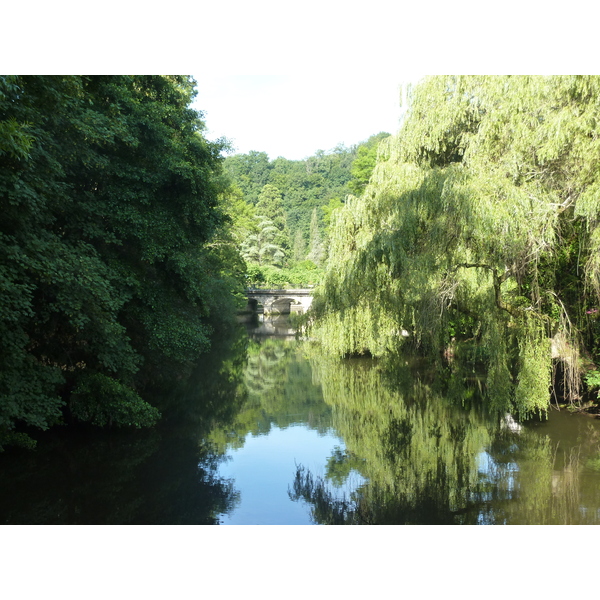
[307,207,325,266]
[223,151,272,206]
[0,75,242,448]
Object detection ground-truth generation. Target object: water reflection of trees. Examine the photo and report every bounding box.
[206,337,332,453]
[290,350,600,524]
[0,426,240,524]
[0,326,248,524]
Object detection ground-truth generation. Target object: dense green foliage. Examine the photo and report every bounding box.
[310,76,600,419]
[0,75,244,448]
[347,132,391,196]
[224,135,389,285]
[245,261,323,288]
[224,147,356,241]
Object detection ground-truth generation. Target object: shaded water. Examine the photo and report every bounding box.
[2,315,600,524]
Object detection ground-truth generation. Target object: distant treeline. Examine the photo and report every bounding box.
[222,132,390,286]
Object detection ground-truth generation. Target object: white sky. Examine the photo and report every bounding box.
[8,2,595,164]
[192,75,420,160]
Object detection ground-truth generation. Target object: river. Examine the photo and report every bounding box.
[1,314,600,524]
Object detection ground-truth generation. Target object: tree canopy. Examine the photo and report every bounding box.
[0,75,244,448]
[309,75,600,419]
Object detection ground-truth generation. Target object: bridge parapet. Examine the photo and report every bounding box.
[246,288,314,295]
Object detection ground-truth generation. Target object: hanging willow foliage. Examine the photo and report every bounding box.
[309,75,600,418]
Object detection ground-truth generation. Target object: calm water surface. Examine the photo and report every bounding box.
[2,315,600,524]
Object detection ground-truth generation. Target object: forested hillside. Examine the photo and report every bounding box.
[310,75,600,419]
[223,134,390,286]
[0,75,245,449]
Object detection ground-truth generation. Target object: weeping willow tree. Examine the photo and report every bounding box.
[309,76,600,419]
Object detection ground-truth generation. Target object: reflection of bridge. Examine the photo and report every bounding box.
[245,288,314,315]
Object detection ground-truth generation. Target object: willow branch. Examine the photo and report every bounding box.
[453,262,554,324]
[453,263,518,316]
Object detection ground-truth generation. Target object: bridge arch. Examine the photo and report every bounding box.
[268,297,298,315]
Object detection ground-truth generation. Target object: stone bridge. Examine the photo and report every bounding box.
[245,288,314,315]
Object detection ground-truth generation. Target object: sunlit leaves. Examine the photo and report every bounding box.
[310,75,600,418]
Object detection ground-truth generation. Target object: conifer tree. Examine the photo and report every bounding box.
[307,208,325,266]
[241,216,286,267]
[255,184,291,260]
[293,229,307,262]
